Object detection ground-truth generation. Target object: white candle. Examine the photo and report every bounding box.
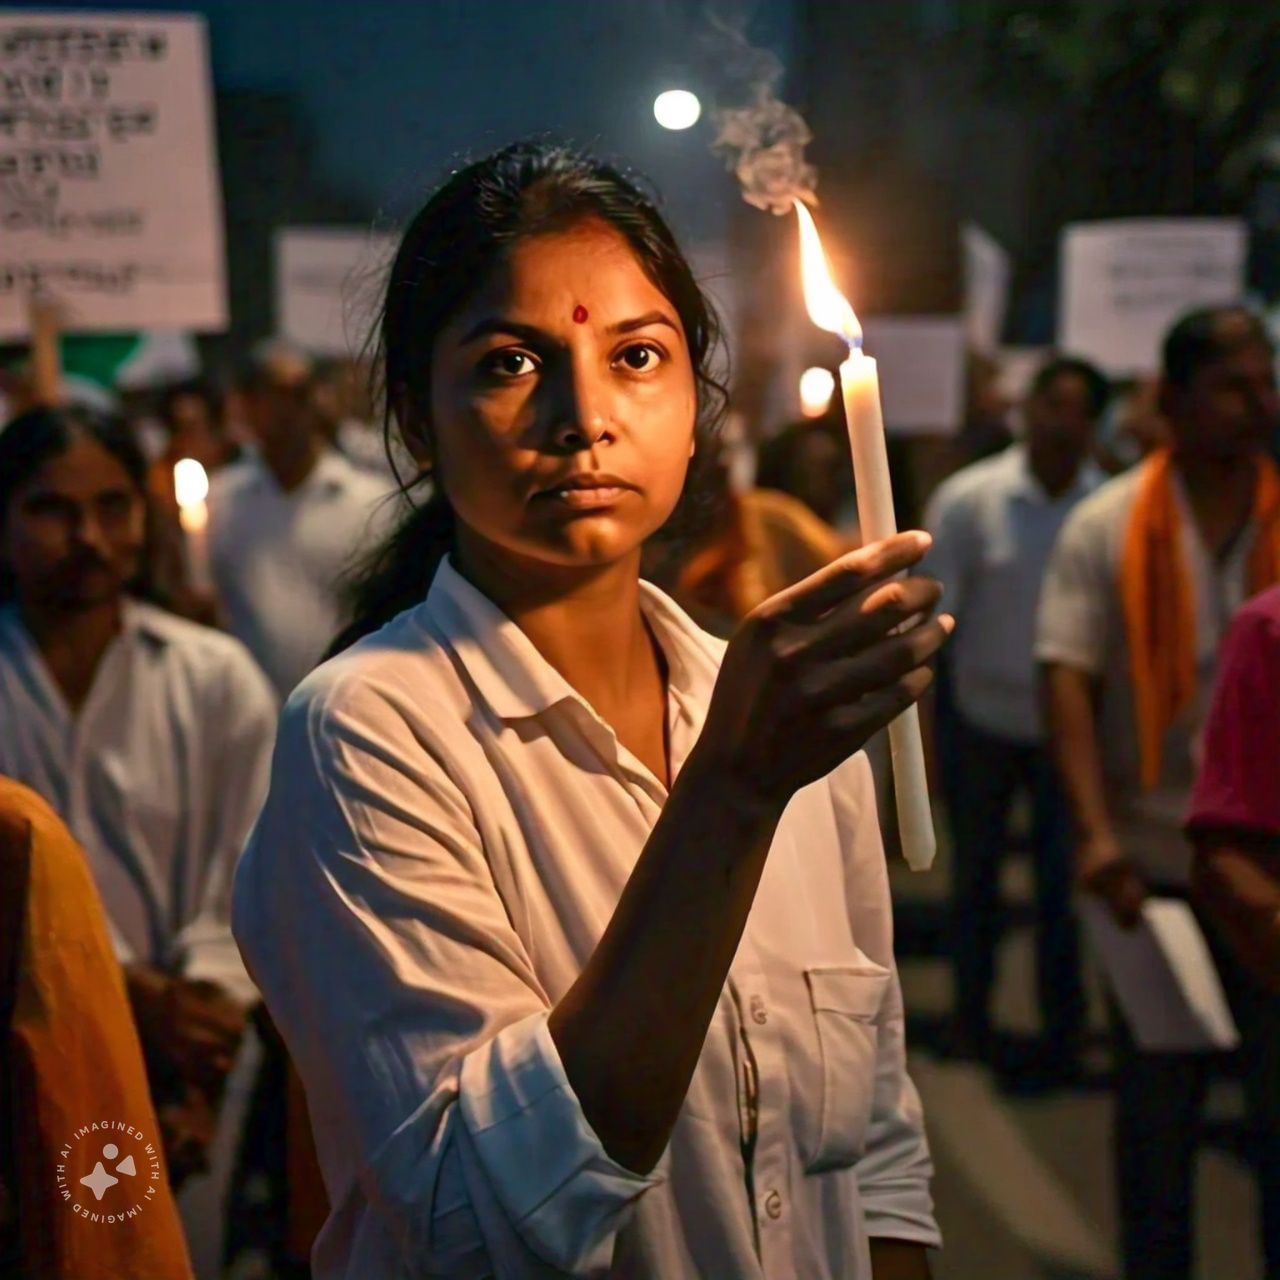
[173,458,212,594]
[839,348,936,870]
[794,200,937,871]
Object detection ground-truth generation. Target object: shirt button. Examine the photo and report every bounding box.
[749,994,768,1025]
[764,1190,783,1220]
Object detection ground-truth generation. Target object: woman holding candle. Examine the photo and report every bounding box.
[233,142,950,1280]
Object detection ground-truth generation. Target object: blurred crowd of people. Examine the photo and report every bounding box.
[1,303,1278,1280]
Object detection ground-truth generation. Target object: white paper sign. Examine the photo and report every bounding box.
[275,227,397,357]
[861,315,966,436]
[997,345,1050,404]
[0,12,228,336]
[1078,896,1240,1053]
[1058,219,1247,376]
[962,223,1010,355]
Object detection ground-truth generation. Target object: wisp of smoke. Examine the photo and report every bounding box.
[702,9,818,216]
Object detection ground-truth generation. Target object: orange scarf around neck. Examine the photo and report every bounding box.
[1120,447,1280,789]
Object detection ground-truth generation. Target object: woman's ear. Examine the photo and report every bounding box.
[392,384,434,471]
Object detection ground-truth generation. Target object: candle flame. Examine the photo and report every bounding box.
[794,199,861,347]
[173,458,209,509]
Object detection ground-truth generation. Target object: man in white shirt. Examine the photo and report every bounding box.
[1038,307,1280,1280]
[925,356,1108,1072]
[0,405,277,1193]
[208,343,397,697]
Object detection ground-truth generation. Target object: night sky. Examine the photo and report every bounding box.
[10,0,798,245]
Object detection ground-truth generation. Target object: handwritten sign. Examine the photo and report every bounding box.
[861,315,966,435]
[962,223,1010,356]
[0,13,227,336]
[275,227,397,357]
[1058,219,1246,375]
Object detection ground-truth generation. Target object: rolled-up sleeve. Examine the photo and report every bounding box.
[231,670,661,1279]
[856,967,940,1246]
[1035,499,1110,675]
[829,755,941,1248]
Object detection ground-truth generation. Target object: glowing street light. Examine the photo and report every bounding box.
[653,89,701,131]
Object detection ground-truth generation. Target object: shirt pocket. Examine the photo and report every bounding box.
[802,961,891,1173]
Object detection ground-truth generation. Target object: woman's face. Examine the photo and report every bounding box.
[1,436,146,610]
[427,219,698,575]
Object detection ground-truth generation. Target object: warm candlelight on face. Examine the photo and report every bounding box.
[794,200,937,872]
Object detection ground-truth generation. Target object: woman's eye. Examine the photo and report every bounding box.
[616,342,663,372]
[482,350,538,379]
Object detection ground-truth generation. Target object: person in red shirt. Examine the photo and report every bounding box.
[1187,584,1280,986]
[1186,584,1280,1276]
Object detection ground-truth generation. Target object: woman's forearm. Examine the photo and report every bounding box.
[548,749,782,1173]
[550,535,948,1173]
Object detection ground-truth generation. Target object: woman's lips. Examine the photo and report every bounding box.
[537,485,632,510]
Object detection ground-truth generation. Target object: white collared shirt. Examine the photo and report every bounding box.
[1035,467,1254,883]
[207,449,398,698]
[0,600,276,1002]
[924,444,1102,742]
[232,558,938,1279]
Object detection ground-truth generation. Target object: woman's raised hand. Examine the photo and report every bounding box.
[694,531,952,814]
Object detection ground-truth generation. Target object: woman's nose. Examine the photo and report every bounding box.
[551,412,614,453]
[545,363,614,453]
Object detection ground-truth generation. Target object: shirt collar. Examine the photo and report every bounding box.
[119,599,175,651]
[0,597,168,651]
[245,446,354,497]
[1008,443,1102,505]
[420,555,722,725]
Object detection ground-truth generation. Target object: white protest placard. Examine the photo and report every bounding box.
[997,345,1050,404]
[0,12,227,336]
[962,223,1010,355]
[275,227,397,357]
[1058,219,1247,375]
[861,315,966,435]
[1078,897,1239,1053]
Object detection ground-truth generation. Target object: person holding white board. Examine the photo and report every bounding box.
[1037,306,1280,1280]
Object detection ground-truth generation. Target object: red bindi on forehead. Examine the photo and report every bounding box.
[572,304,588,324]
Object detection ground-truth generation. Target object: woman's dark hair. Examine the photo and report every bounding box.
[0,404,152,602]
[332,140,728,654]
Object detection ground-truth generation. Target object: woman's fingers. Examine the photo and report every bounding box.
[825,665,936,737]
[757,531,932,625]
[807,573,943,656]
[803,615,954,707]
